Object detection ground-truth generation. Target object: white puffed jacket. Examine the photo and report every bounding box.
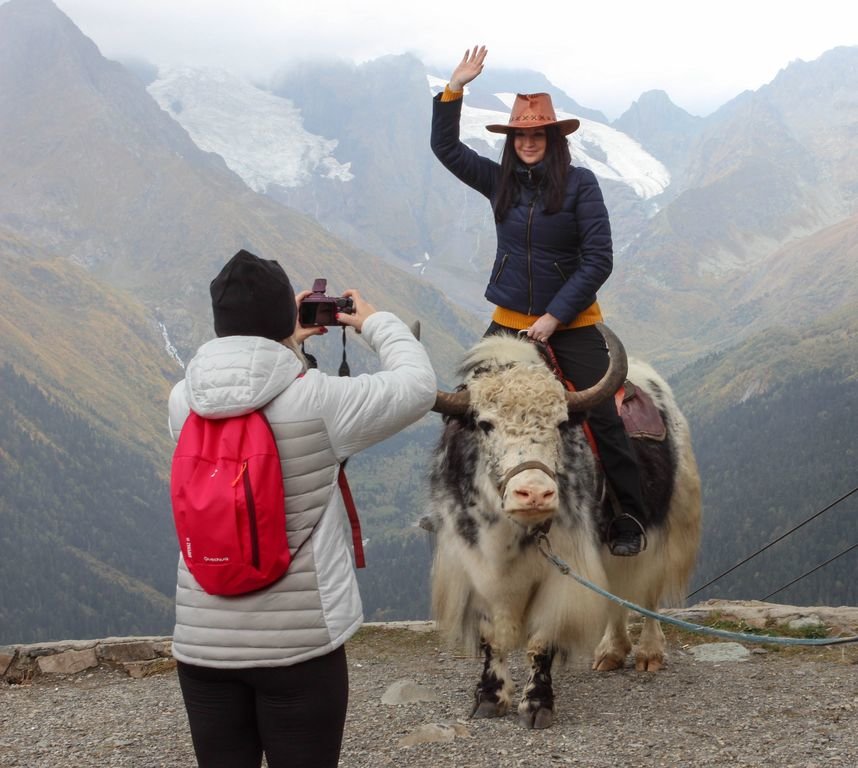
[167,311,437,668]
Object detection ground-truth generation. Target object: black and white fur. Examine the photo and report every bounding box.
[428,334,701,728]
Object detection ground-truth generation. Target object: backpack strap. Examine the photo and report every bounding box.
[294,362,362,566]
[338,465,365,568]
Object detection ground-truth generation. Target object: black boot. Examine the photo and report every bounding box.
[607,513,647,557]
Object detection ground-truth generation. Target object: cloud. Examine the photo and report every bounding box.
[53,0,858,118]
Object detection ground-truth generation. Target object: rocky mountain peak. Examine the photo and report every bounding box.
[0,0,108,94]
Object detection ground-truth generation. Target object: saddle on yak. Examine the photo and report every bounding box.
[538,342,666,448]
[615,381,666,442]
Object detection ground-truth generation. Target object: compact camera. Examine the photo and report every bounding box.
[298,278,355,327]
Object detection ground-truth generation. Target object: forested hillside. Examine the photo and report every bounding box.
[358,531,434,622]
[674,316,858,606]
[0,364,175,643]
[688,368,857,604]
[344,420,437,621]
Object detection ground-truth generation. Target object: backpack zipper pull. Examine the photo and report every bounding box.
[232,462,248,487]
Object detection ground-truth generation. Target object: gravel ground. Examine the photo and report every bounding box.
[1,624,857,768]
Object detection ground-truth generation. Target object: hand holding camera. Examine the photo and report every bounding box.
[298,278,355,326]
[296,279,376,338]
[335,289,376,333]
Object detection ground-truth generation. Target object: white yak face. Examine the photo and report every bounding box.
[466,363,569,526]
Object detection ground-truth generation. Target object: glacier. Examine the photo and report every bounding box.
[147,67,353,192]
[146,67,667,202]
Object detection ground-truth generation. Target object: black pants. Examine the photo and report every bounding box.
[486,322,648,526]
[177,645,348,768]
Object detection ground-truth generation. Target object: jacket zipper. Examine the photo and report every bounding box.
[526,199,535,314]
[554,262,568,281]
[494,253,509,283]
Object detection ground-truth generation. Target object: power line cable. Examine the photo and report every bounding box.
[686,485,858,600]
[761,542,858,601]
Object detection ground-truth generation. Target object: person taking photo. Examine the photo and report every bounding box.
[168,249,437,768]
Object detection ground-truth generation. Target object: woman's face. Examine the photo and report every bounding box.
[513,127,547,165]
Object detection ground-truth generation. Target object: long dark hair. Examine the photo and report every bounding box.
[493,125,572,223]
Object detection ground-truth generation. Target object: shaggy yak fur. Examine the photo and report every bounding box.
[428,333,701,729]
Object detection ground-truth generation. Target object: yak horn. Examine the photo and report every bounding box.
[565,323,629,412]
[432,388,470,416]
[432,323,627,416]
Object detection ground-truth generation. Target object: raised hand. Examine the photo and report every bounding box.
[449,45,487,92]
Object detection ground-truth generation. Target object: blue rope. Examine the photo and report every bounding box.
[536,534,858,647]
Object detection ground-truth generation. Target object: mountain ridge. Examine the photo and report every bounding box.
[0,0,476,644]
[1,0,856,641]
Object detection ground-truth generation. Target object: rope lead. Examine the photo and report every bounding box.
[535,533,858,647]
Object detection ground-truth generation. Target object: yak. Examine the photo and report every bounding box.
[426,325,701,728]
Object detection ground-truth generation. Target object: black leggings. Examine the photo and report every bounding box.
[177,645,348,768]
[486,322,648,525]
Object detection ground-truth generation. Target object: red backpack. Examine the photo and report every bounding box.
[170,410,291,596]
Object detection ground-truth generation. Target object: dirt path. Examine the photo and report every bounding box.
[2,619,857,767]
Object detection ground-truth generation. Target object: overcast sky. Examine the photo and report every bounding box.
[50,0,858,118]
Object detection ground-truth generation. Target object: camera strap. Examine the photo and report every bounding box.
[301,329,349,377]
[338,325,350,377]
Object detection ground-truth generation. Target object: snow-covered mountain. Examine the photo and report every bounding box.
[148,67,353,192]
[149,67,669,202]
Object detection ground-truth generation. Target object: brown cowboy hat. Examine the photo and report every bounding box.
[486,92,580,136]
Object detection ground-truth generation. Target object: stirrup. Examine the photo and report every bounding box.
[607,513,648,556]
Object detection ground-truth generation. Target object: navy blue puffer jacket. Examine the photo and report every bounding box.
[431,94,613,324]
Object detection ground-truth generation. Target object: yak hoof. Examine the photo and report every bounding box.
[472,700,506,719]
[592,652,626,672]
[518,703,554,730]
[635,653,665,672]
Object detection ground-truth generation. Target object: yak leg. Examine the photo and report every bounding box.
[630,583,668,671]
[471,638,514,719]
[635,615,666,671]
[517,644,555,729]
[593,602,632,671]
